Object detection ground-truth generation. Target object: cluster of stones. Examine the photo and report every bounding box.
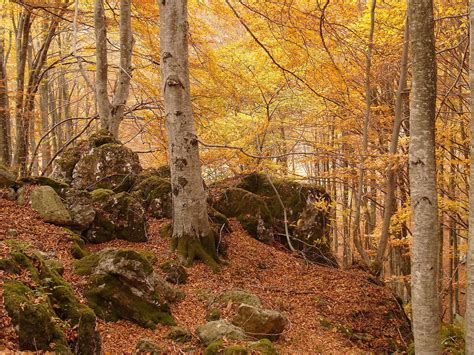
[0,129,335,353]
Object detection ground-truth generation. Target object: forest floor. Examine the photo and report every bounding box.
[0,195,411,353]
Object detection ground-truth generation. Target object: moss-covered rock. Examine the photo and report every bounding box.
[1,242,101,354]
[196,320,248,346]
[89,129,120,147]
[75,248,177,328]
[72,143,141,192]
[0,163,16,187]
[53,130,141,192]
[4,280,70,353]
[250,339,279,355]
[90,188,115,201]
[213,187,273,243]
[223,345,250,355]
[166,326,192,343]
[19,176,69,195]
[160,260,188,284]
[131,176,172,218]
[232,304,287,341]
[30,185,72,225]
[136,338,165,354]
[212,173,337,266]
[52,140,89,183]
[44,258,65,275]
[212,289,262,308]
[206,308,222,322]
[86,191,147,243]
[67,232,90,259]
[204,339,224,355]
[64,188,95,230]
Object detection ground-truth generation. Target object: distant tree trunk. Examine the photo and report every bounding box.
[465,0,474,350]
[352,0,375,266]
[408,0,441,352]
[93,0,111,131]
[159,0,218,269]
[0,23,11,165]
[39,77,51,173]
[110,0,133,137]
[375,17,409,275]
[94,0,133,137]
[12,11,31,172]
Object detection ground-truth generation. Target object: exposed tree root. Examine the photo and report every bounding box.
[171,233,220,273]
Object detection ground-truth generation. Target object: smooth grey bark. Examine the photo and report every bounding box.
[465,1,474,351]
[159,0,218,269]
[375,16,410,274]
[408,0,441,353]
[94,0,133,137]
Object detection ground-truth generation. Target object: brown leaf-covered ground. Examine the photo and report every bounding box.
[0,195,410,353]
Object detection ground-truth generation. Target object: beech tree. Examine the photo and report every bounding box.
[94,0,133,137]
[0,18,10,165]
[465,0,474,350]
[159,0,219,268]
[408,0,441,352]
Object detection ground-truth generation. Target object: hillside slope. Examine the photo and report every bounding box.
[0,196,410,353]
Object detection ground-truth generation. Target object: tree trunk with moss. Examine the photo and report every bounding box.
[159,0,218,269]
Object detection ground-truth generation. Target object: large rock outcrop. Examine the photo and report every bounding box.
[131,173,172,219]
[1,240,101,354]
[53,130,142,192]
[211,173,337,266]
[86,190,147,243]
[75,248,180,328]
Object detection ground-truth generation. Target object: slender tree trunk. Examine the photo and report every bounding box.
[408,0,441,352]
[12,12,31,171]
[94,0,111,131]
[0,23,11,165]
[94,0,133,137]
[39,76,51,173]
[465,1,474,350]
[110,0,133,137]
[159,0,218,269]
[375,18,410,274]
[352,0,376,266]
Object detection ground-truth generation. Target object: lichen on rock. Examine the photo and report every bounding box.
[86,191,147,243]
[29,185,72,225]
[75,248,179,328]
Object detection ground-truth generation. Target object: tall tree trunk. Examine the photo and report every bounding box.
[110,0,133,137]
[408,0,441,352]
[159,0,218,269]
[94,0,111,131]
[0,22,11,165]
[39,76,51,173]
[352,0,376,266]
[375,18,409,274]
[94,0,133,137]
[12,11,31,172]
[465,0,474,350]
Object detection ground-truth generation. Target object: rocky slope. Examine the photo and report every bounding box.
[0,195,411,353]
